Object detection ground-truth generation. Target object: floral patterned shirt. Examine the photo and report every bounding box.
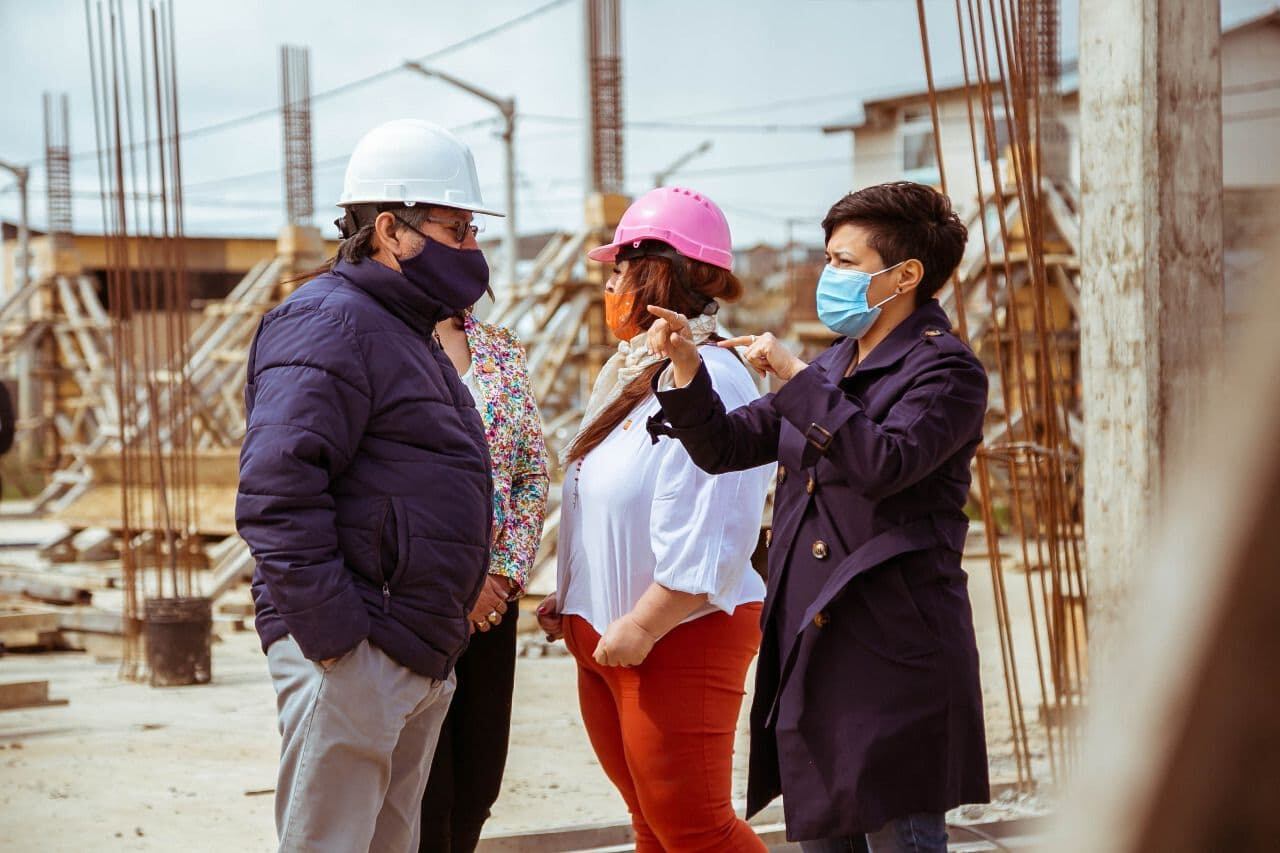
[463,313,550,593]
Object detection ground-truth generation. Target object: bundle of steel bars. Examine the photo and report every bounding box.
[916,0,1087,790]
[84,0,202,679]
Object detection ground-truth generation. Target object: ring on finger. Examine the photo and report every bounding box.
[487,611,501,625]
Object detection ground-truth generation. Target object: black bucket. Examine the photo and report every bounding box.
[144,597,212,687]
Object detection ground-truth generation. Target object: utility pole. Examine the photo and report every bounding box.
[1078,0,1225,652]
[403,61,518,293]
[0,158,31,300]
[0,157,31,468]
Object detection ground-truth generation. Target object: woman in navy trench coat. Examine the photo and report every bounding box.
[646,183,990,850]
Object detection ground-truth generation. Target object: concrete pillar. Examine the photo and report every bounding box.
[275,225,325,298]
[1079,0,1225,648]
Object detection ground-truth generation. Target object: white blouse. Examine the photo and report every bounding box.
[557,346,775,634]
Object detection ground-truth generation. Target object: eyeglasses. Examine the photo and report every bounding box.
[395,213,478,245]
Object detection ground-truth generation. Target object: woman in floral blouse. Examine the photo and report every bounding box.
[419,308,549,853]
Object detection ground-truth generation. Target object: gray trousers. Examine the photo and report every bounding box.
[267,635,455,853]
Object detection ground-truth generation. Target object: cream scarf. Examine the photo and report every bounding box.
[564,314,718,463]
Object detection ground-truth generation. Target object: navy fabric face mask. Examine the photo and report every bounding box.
[396,220,491,311]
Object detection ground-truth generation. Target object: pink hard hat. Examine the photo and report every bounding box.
[587,186,734,272]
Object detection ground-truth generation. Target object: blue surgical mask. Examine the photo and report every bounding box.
[815,261,907,340]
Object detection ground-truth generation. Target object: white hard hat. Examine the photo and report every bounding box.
[338,119,505,217]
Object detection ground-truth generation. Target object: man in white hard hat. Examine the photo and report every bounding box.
[237,119,503,852]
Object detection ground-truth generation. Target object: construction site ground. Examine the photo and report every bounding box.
[0,513,1051,851]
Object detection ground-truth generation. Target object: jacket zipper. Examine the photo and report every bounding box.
[375,501,392,613]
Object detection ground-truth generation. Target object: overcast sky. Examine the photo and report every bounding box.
[0,0,1271,250]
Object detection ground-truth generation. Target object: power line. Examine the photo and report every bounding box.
[651,88,875,123]
[35,125,1199,209]
[169,115,830,197]
[665,75,1280,128]
[68,191,279,209]
[167,116,500,193]
[716,201,828,225]
[1223,105,1280,122]
[22,0,571,171]
[181,155,348,192]
[670,157,848,178]
[202,1,569,136]
[1223,77,1280,95]
[520,113,829,133]
[0,152,883,206]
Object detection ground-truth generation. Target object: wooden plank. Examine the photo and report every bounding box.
[1042,177,1081,257]
[0,681,68,711]
[207,538,254,601]
[37,528,79,562]
[1051,263,1082,316]
[53,482,237,537]
[55,607,123,635]
[0,574,93,606]
[52,452,239,536]
[0,607,61,635]
[73,527,118,562]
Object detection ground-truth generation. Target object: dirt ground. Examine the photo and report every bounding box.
[0,628,647,851]
[0,515,1051,852]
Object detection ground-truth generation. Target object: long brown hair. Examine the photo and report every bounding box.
[564,251,742,463]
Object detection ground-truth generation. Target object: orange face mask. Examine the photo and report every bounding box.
[604,289,643,342]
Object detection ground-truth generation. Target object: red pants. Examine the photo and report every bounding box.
[565,604,766,853]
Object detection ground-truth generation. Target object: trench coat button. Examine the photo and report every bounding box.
[778,466,787,485]
[812,540,829,560]
[806,475,816,495]
[813,611,830,628]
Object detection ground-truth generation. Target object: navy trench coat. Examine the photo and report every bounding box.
[651,299,990,840]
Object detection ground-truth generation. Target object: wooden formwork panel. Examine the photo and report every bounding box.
[0,680,68,711]
[54,451,239,536]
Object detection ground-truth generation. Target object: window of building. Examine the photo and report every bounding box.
[900,107,940,184]
[981,109,1012,162]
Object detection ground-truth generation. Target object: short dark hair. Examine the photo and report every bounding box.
[821,181,967,304]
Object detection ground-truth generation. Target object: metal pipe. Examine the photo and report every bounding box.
[403,61,519,293]
[653,140,712,188]
[0,158,33,470]
[501,109,517,293]
[0,158,31,298]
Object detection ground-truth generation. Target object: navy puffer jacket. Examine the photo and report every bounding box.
[236,257,493,681]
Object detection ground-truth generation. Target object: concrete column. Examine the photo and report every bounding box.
[1079,0,1225,648]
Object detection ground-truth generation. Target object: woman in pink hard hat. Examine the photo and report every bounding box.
[537,187,774,852]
